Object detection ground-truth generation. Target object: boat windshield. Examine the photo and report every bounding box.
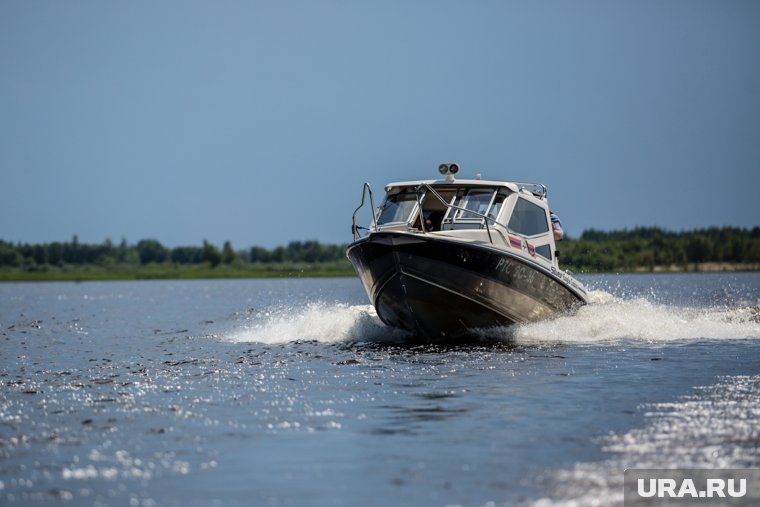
[453,188,495,220]
[488,191,507,221]
[377,189,418,225]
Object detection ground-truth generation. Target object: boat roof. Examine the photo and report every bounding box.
[385,178,548,198]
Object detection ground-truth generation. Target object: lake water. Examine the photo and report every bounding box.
[1,273,759,506]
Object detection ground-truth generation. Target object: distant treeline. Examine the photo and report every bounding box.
[560,226,760,271]
[0,237,348,269]
[1,226,758,273]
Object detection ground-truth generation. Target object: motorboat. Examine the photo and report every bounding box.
[346,163,588,340]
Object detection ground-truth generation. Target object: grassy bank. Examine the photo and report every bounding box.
[632,262,760,273]
[2,261,758,282]
[0,261,356,282]
[566,262,760,274]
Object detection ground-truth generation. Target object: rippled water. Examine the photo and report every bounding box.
[1,273,759,506]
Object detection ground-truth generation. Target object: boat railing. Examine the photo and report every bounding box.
[415,183,496,245]
[351,182,377,241]
[514,182,548,199]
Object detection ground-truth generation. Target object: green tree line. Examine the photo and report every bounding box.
[0,226,758,273]
[559,226,760,271]
[0,237,349,270]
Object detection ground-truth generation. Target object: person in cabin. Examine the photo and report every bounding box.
[550,211,564,241]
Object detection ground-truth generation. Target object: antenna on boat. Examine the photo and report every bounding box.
[438,162,460,181]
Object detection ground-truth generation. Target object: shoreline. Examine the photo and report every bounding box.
[0,266,356,282]
[632,262,760,273]
[0,262,758,282]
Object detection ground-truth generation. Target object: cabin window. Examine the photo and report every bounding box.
[508,197,550,236]
[420,188,456,231]
[454,188,495,220]
[377,190,418,225]
[535,244,552,260]
[488,191,508,223]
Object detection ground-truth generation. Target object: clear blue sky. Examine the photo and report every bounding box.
[1,0,758,248]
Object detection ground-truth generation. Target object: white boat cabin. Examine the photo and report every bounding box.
[370,176,561,268]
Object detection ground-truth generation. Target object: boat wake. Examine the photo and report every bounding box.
[503,291,760,345]
[223,292,760,346]
[504,289,760,345]
[224,303,408,345]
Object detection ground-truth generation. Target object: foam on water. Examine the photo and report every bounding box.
[225,302,408,345]
[507,290,760,345]
[224,290,759,346]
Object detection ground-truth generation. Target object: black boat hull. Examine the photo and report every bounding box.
[346,232,587,339]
